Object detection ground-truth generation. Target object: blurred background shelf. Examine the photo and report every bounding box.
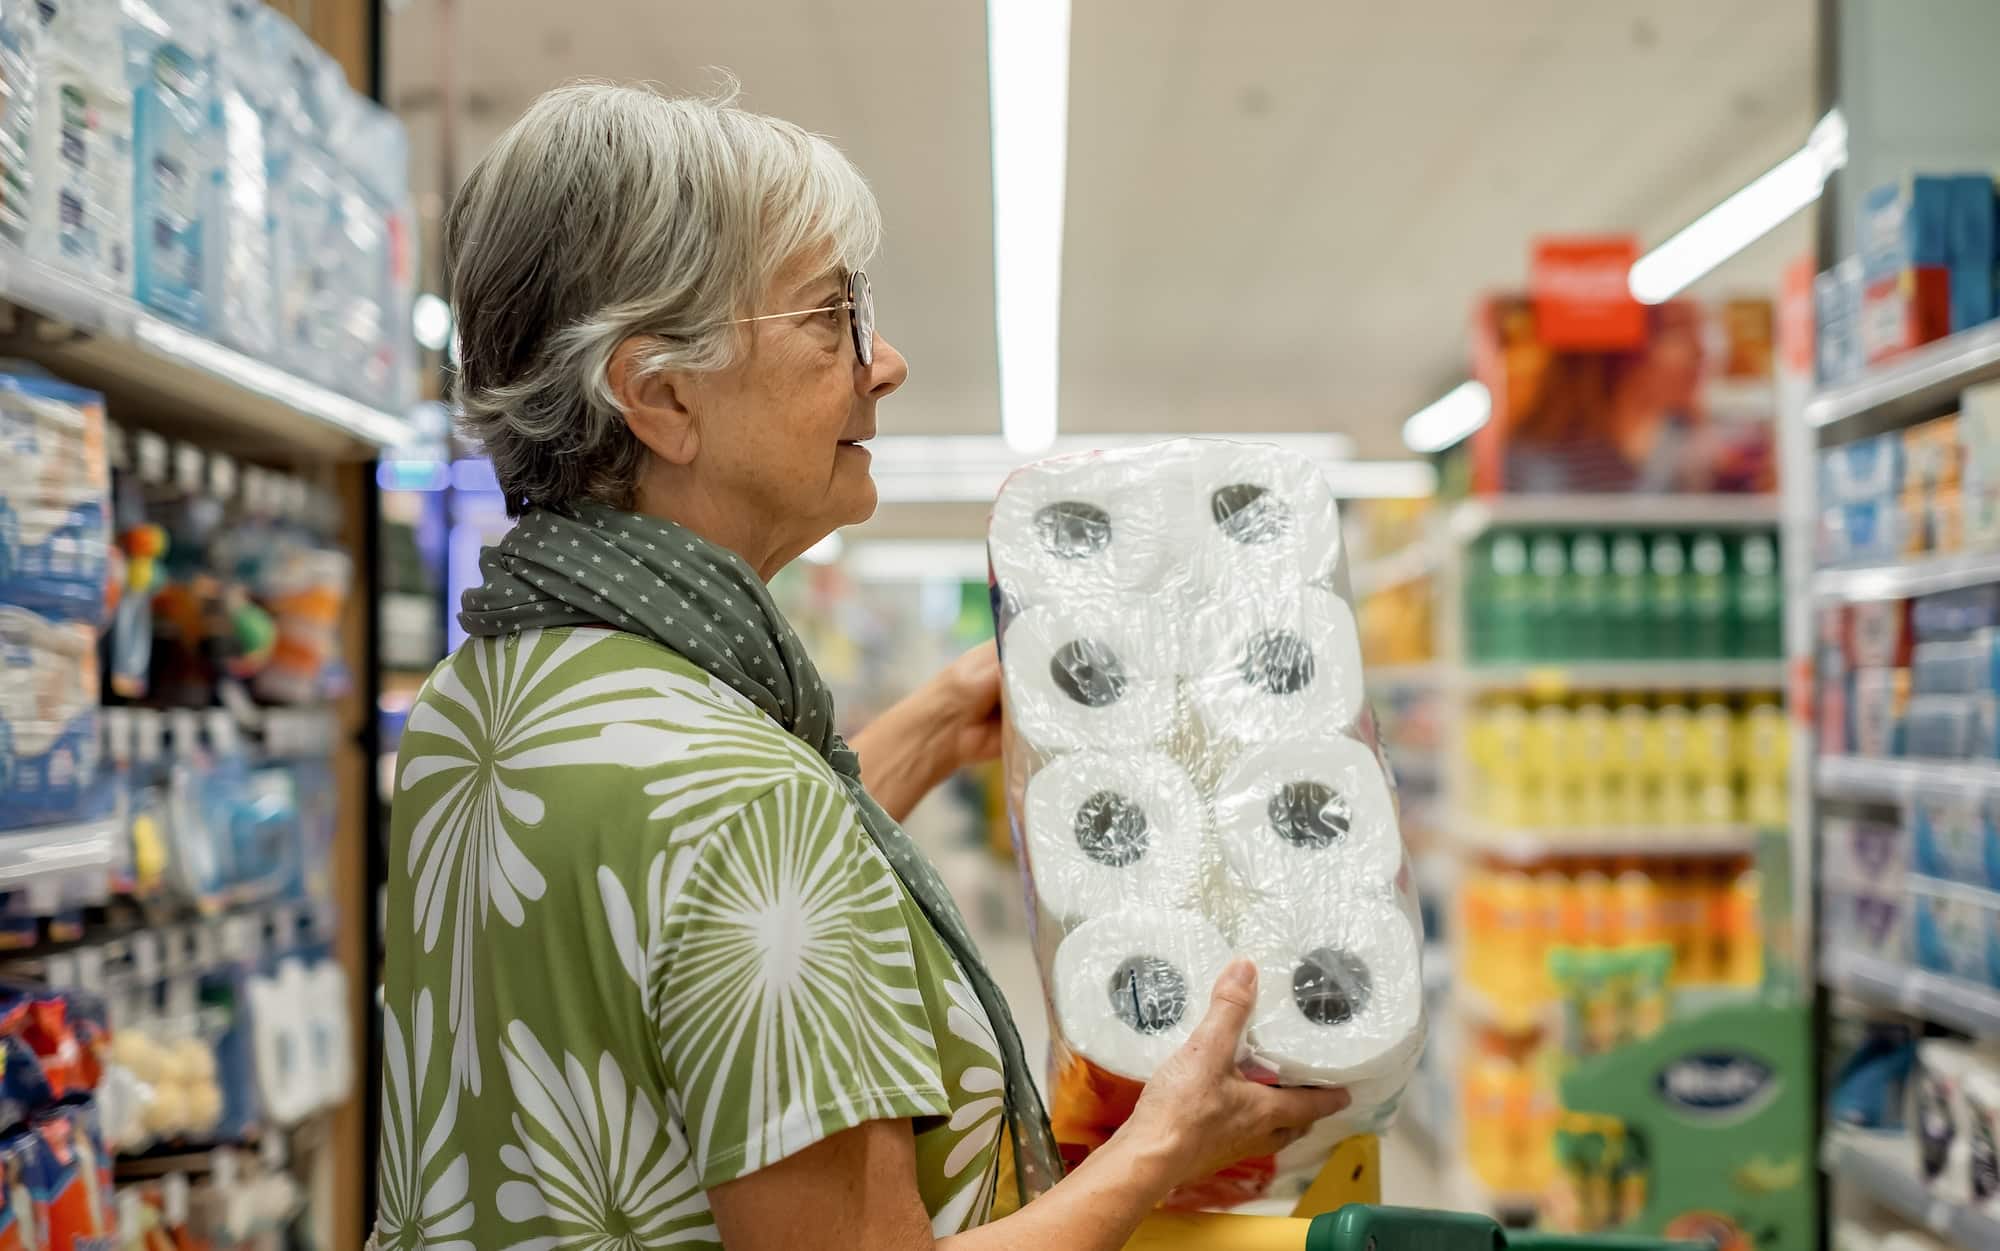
[1821,1130,2000,1248]
[1804,317,2000,430]
[1821,949,2000,1038]
[1815,755,2000,805]
[1450,495,1781,537]
[0,244,408,460]
[1458,660,1787,693]
[1814,549,2000,602]
[1455,826,1759,863]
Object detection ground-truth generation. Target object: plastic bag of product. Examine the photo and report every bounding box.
[24,0,133,291]
[205,0,276,360]
[990,438,1426,1211]
[0,0,43,250]
[0,372,109,624]
[122,0,218,329]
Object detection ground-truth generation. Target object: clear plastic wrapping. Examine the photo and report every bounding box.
[990,437,1426,1211]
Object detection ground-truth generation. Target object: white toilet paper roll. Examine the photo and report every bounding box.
[990,456,1176,604]
[1001,601,1181,751]
[1214,736,1401,900]
[1026,751,1206,922]
[1180,442,1343,589]
[1053,909,1235,1081]
[1241,900,1425,1085]
[1189,588,1365,741]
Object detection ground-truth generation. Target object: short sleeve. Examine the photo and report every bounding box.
[655,776,950,1186]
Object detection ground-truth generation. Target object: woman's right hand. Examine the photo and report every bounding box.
[1118,959,1353,1185]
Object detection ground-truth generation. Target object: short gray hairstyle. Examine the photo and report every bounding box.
[445,82,881,515]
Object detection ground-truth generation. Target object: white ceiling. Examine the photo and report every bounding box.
[387,0,1815,461]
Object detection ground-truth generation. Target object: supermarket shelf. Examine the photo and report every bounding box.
[1450,494,1780,538]
[1814,549,2000,603]
[0,244,406,460]
[1821,1129,2000,1247]
[1823,947,2000,1037]
[1351,540,1442,596]
[1368,663,1448,687]
[1805,318,2000,431]
[1457,825,1757,863]
[0,816,119,890]
[1459,660,1786,693]
[1816,755,2000,805]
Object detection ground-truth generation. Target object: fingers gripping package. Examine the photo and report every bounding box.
[990,438,1426,1210]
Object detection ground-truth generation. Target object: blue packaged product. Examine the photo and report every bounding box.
[1815,259,1865,387]
[1829,1027,1917,1131]
[124,0,215,329]
[0,374,109,625]
[1911,788,2000,889]
[1820,499,1903,566]
[1915,584,2000,641]
[1860,183,1909,284]
[1905,175,1955,268]
[1910,881,2000,988]
[1949,175,1997,332]
[1820,433,1904,506]
[1904,694,1973,759]
[0,606,100,830]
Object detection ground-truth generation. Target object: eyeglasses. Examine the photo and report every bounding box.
[728,269,875,366]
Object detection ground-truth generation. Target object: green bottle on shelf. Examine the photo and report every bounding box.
[1735,532,1782,659]
[1649,533,1689,659]
[1687,533,1729,659]
[1529,532,1568,661]
[1486,532,1531,662]
[1607,532,1649,661]
[1567,533,1608,661]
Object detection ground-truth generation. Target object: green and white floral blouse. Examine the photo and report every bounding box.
[373,627,1006,1249]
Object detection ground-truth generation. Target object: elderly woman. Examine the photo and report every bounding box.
[373,83,1346,1251]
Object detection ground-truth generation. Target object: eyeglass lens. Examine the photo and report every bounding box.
[851,271,875,366]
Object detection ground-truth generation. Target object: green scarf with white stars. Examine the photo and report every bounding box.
[459,499,1062,1206]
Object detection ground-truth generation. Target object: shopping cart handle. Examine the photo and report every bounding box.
[1303,1206,1706,1251]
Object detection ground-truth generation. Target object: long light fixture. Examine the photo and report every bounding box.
[987,0,1071,453]
[864,433,1438,503]
[1401,381,1493,455]
[1629,109,1848,304]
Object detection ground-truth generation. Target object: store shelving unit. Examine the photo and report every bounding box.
[1406,494,1788,1223]
[1822,948,2000,1037]
[1792,316,2000,1248]
[0,183,400,1251]
[1820,1130,2000,1248]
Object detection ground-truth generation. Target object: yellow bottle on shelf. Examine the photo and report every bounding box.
[1609,702,1652,828]
[1689,700,1738,826]
[1571,701,1614,829]
[1740,700,1790,829]
[1462,1053,1514,1190]
[1483,701,1532,829]
[1650,701,1695,827]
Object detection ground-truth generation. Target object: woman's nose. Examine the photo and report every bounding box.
[862,333,909,400]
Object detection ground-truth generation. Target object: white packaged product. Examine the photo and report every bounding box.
[1052,909,1234,1082]
[993,438,1423,1212]
[1213,736,1401,902]
[124,0,216,328]
[990,456,1176,604]
[26,0,133,290]
[1000,599,1180,751]
[1189,587,1365,741]
[1025,750,1207,922]
[208,1,276,359]
[1181,440,1344,591]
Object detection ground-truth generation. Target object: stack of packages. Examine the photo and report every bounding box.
[990,439,1425,1210]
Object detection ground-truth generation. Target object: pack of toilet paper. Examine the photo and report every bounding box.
[991,437,1425,1211]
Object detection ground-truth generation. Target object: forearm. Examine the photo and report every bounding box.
[937,1133,1181,1251]
[851,695,954,822]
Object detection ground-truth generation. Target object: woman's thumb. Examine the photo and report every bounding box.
[1187,959,1258,1056]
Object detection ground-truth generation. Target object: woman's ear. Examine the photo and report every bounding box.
[610,336,698,465]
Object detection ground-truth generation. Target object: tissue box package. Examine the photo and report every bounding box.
[991,438,1423,1212]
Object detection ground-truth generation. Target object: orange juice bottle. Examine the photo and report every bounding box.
[1532,869,1569,1003]
[1463,1052,1514,1190]
[1659,860,1703,985]
[1723,866,1764,986]
[1575,868,1614,949]
[1461,870,1497,996]
[1493,871,1538,1009]
[1614,866,1664,947]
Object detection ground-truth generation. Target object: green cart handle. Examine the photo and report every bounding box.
[1305,1206,1705,1251]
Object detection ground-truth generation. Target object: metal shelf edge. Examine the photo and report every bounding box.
[1806,319,2000,429]
[1450,495,1781,537]
[1816,755,2000,804]
[1814,550,2000,603]
[1823,948,2000,1037]
[1822,1130,2000,1246]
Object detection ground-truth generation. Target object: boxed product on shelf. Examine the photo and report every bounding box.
[0,607,101,830]
[125,0,217,331]
[1823,433,1905,506]
[1822,884,1910,964]
[1822,816,1910,890]
[1909,877,2000,988]
[1915,584,2000,641]
[1909,1040,2000,1208]
[1848,599,1916,669]
[1851,667,1910,758]
[21,0,135,293]
[1816,258,1865,387]
[1909,789,2000,890]
[1820,499,1905,566]
[0,374,109,624]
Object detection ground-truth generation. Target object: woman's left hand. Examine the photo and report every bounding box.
[852,642,1004,822]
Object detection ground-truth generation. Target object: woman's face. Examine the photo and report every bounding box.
[672,252,908,568]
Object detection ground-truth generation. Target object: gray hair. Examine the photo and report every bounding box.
[445,82,882,515]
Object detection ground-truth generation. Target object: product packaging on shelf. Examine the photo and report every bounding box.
[990,438,1423,1212]
[1909,877,2000,988]
[123,0,217,330]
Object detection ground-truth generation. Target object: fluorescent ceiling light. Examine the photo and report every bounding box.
[987,0,1071,453]
[1401,381,1492,454]
[1629,109,1848,304]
